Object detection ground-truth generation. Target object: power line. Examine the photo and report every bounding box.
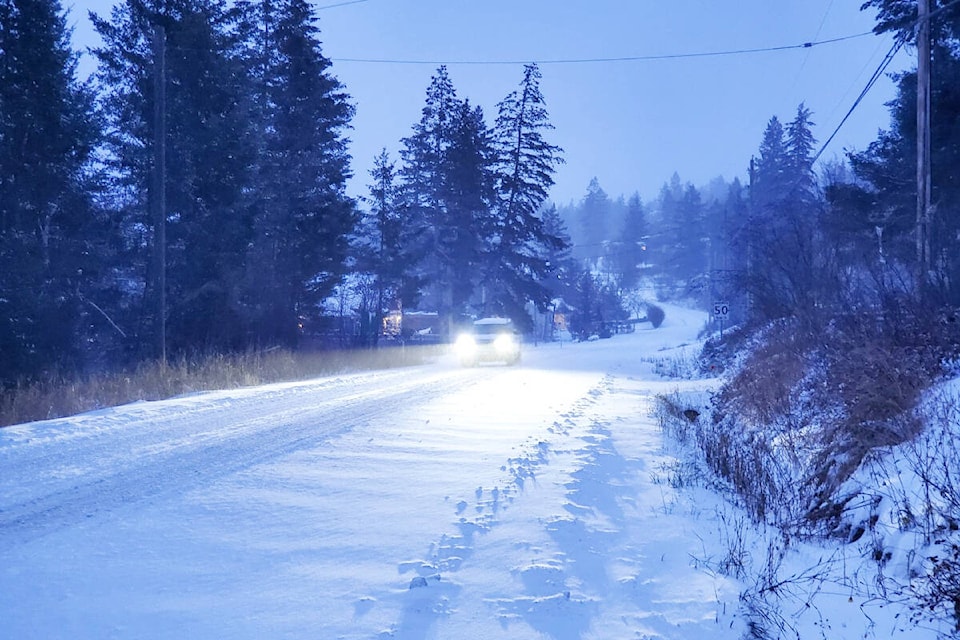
[811,0,837,41]
[823,35,889,125]
[315,0,371,10]
[809,0,960,162]
[810,37,906,164]
[810,0,960,162]
[331,31,874,66]
[812,33,906,163]
[789,0,836,91]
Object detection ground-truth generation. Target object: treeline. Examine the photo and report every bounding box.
[686,2,960,628]
[551,104,816,329]
[557,0,960,329]
[0,0,576,387]
[6,0,960,393]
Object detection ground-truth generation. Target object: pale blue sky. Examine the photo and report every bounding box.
[69,0,910,205]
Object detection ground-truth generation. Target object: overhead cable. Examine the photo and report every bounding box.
[810,0,960,162]
[316,0,371,10]
[332,32,874,66]
[812,33,906,163]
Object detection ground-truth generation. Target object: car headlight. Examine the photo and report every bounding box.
[493,333,517,353]
[454,333,477,356]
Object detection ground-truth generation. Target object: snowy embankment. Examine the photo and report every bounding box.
[3,302,950,639]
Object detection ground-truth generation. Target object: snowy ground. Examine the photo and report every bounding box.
[1,303,950,639]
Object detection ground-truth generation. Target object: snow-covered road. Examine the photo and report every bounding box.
[1,305,751,639]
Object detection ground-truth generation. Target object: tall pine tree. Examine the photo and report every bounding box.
[540,203,578,303]
[744,106,823,320]
[356,149,423,344]
[652,174,706,297]
[0,0,101,383]
[613,192,648,291]
[92,0,256,354]
[400,67,494,333]
[786,103,818,209]
[577,177,611,261]
[238,0,356,347]
[487,63,565,328]
[752,116,790,220]
[442,99,496,319]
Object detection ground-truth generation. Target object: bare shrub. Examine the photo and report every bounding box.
[658,387,809,525]
[647,351,699,379]
[695,322,823,526]
[714,320,811,427]
[698,323,752,376]
[655,392,693,447]
[899,389,960,629]
[804,305,957,526]
[665,293,960,633]
[715,507,751,580]
[706,297,960,535]
[909,392,960,532]
[916,542,960,633]
[695,413,811,525]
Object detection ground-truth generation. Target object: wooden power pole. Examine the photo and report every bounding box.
[153,25,167,364]
[917,0,932,284]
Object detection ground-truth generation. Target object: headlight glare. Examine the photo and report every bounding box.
[494,333,517,353]
[454,333,477,356]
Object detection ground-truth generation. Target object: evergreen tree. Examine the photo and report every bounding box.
[577,177,611,260]
[785,103,818,208]
[716,179,749,314]
[355,149,421,344]
[399,66,462,328]
[752,116,790,219]
[400,65,458,219]
[92,0,256,354]
[654,175,706,296]
[677,184,707,285]
[613,192,648,291]
[647,173,680,281]
[744,107,824,320]
[567,270,627,339]
[443,99,496,318]
[843,14,960,299]
[540,203,578,302]
[487,63,565,327]
[0,0,101,384]
[861,0,960,43]
[238,0,356,347]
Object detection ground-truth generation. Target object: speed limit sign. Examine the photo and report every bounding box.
[713,302,730,339]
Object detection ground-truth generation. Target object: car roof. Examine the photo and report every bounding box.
[473,317,512,326]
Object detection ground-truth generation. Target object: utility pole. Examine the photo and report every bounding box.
[153,24,167,364]
[746,156,756,316]
[917,0,932,286]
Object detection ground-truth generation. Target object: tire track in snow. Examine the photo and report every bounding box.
[0,366,495,546]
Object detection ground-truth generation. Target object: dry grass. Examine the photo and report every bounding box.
[703,303,960,532]
[0,345,441,428]
[661,300,960,632]
[718,321,811,427]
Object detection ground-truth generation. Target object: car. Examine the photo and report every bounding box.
[453,317,521,366]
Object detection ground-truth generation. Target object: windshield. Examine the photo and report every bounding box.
[473,323,513,335]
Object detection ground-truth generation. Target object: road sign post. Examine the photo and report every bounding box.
[713,302,730,339]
